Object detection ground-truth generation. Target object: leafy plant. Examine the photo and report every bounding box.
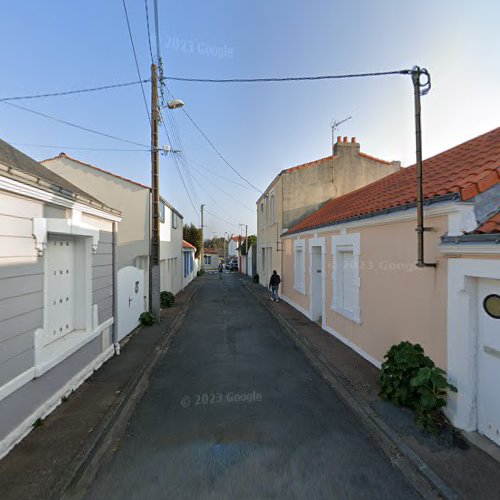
[139,311,157,326]
[197,269,205,276]
[160,291,175,308]
[253,273,259,284]
[33,418,44,428]
[379,341,457,431]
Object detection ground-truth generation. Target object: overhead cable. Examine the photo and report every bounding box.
[121,0,151,124]
[164,69,411,84]
[0,80,149,102]
[3,101,149,148]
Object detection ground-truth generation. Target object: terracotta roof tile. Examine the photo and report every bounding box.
[474,212,500,234]
[183,240,196,250]
[288,127,500,235]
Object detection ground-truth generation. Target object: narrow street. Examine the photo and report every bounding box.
[83,273,419,499]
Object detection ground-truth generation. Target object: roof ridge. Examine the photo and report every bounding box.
[42,152,150,189]
[287,127,500,235]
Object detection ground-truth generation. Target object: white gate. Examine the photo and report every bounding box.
[117,266,145,341]
[477,278,500,445]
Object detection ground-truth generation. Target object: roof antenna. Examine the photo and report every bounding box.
[330,116,352,156]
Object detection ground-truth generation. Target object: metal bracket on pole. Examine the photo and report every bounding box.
[412,66,436,268]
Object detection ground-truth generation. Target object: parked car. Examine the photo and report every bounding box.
[228,259,238,271]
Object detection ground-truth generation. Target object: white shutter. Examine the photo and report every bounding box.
[47,236,75,344]
[341,251,355,312]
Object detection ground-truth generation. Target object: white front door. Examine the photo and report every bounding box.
[117,266,145,341]
[310,246,323,322]
[477,278,500,445]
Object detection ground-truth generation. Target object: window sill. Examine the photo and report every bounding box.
[34,318,114,377]
[331,305,361,325]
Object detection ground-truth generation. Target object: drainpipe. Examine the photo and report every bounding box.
[412,66,436,268]
[112,221,120,354]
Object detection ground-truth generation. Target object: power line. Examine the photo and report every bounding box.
[185,156,254,190]
[11,142,149,152]
[183,156,254,212]
[204,208,239,228]
[144,0,154,64]
[164,69,411,84]
[0,69,413,103]
[121,0,151,124]
[3,100,149,148]
[177,154,241,224]
[0,80,149,102]
[181,107,263,193]
[153,0,161,65]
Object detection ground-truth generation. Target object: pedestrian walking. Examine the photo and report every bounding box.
[218,261,224,279]
[269,270,281,302]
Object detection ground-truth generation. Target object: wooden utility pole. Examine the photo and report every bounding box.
[245,224,248,274]
[149,63,161,318]
[200,204,205,272]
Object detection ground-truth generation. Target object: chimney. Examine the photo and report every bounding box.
[334,136,360,155]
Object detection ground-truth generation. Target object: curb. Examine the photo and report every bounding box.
[57,277,205,500]
[245,282,459,500]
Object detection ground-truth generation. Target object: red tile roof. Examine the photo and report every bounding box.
[474,212,500,234]
[288,128,500,235]
[183,240,196,250]
[203,247,220,254]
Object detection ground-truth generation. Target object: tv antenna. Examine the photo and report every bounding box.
[331,116,352,155]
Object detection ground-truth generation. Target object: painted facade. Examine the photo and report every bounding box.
[281,128,500,445]
[228,235,246,257]
[203,248,220,270]
[42,154,184,340]
[256,136,401,287]
[182,240,197,289]
[0,140,121,459]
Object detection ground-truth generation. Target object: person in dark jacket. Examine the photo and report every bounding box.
[269,270,281,302]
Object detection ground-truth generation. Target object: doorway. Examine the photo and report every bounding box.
[477,278,500,446]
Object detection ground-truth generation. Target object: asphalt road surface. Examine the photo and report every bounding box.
[84,273,420,499]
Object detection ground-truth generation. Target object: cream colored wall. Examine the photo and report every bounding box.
[257,142,400,287]
[281,237,310,312]
[283,214,449,368]
[257,177,284,285]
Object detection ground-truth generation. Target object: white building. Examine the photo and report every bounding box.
[203,248,220,270]
[42,153,183,341]
[0,139,121,459]
[228,235,246,258]
[182,240,197,288]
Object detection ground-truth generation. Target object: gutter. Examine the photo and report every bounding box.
[285,193,458,237]
[0,160,120,216]
[441,233,500,245]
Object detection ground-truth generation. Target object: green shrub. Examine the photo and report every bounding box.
[379,341,456,431]
[197,269,205,276]
[160,291,175,308]
[253,273,259,284]
[139,311,157,326]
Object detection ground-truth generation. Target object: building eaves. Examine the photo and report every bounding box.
[42,152,183,219]
[0,140,120,215]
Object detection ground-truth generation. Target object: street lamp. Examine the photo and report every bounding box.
[166,99,184,110]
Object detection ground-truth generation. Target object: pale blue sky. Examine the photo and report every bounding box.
[1,1,499,236]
